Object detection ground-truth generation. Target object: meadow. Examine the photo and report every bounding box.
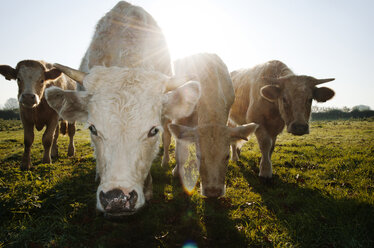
[0,119,373,247]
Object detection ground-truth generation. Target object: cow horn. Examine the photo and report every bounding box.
[165,74,198,92]
[314,78,335,85]
[53,63,87,84]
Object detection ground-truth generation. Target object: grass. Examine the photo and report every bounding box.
[0,119,373,247]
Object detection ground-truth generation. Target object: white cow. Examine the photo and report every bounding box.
[167,54,258,197]
[45,1,200,217]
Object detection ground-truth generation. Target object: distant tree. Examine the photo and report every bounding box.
[342,106,351,112]
[3,98,18,110]
[352,105,371,111]
[312,106,322,113]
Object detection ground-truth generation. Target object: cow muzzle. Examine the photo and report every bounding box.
[19,93,38,108]
[99,188,138,216]
[289,122,309,136]
[201,185,225,198]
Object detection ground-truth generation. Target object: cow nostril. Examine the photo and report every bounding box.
[99,188,138,213]
[128,190,138,209]
[22,93,35,99]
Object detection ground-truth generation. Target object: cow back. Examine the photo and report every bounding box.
[80,1,171,76]
[174,53,234,126]
[230,60,293,129]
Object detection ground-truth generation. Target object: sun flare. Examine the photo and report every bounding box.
[152,1,238,66]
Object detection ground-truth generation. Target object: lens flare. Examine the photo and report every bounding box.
[182,240,198,248]
[178,142,199,195]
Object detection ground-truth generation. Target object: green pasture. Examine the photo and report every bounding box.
[0,119,373,247]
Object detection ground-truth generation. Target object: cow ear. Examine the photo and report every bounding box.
[260,85,281,102]
[162,81,201,120]
[168,124,196,143]
[45,86,91,122]
[230,123,259,142]
[313,87,335,102]
[0,65,17,81]
[45,68,62,81]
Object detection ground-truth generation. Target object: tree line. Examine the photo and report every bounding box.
[1,97,373,121]
[311,107,374,120]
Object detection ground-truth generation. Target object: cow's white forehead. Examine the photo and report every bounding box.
[83,66,166,136]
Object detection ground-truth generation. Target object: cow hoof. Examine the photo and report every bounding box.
[259,176,274,185]
[21,157,31,170]
[67,147,75,157]
[42,157,51,164]
[51,152,59,159]
[20,163,31,171]
[161,158,169,168]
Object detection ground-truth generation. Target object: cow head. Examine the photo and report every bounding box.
[0,60,62,108]
[260,75,335,135]
[45,64,200,217]
[169,122,258,197]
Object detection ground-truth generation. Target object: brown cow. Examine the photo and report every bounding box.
[0,60,77,170]
[229,60,335,178]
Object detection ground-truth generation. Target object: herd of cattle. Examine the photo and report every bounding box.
[0,1,335,218]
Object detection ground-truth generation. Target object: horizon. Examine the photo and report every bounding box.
[1,0,373,109]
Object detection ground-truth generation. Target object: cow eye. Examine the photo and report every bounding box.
[148,126,159,138]
[88,125,98,136]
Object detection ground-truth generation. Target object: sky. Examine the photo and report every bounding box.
[0,0,373,109]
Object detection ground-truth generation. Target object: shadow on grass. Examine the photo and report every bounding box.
[201,197,248,247]
[166,171,248,247]
[2,152,245,247]
[237,159,374,247]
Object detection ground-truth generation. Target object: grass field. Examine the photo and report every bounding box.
[0,119,373,247]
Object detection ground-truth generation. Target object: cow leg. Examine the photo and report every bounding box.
[42,120,58,164]
[144,172,153,201]
[228,120,239,161]
[51,124,59,159]
[67,122,75,157]
[231,143,239,161]
[161,119,171,167]
[21,123,34,170]
[172,140,188,178]
[256,128,273,178]
[270,136,277,157]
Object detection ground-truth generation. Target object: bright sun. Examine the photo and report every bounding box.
[152,0,239,67]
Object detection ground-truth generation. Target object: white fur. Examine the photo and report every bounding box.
[46,2,200,213]
[83,67,165,209]
[18,65,43,107]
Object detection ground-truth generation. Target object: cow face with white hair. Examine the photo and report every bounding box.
[45,64,200,217]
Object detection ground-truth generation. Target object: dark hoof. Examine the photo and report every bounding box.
[259,176,274,185]
[20,164,31,171]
